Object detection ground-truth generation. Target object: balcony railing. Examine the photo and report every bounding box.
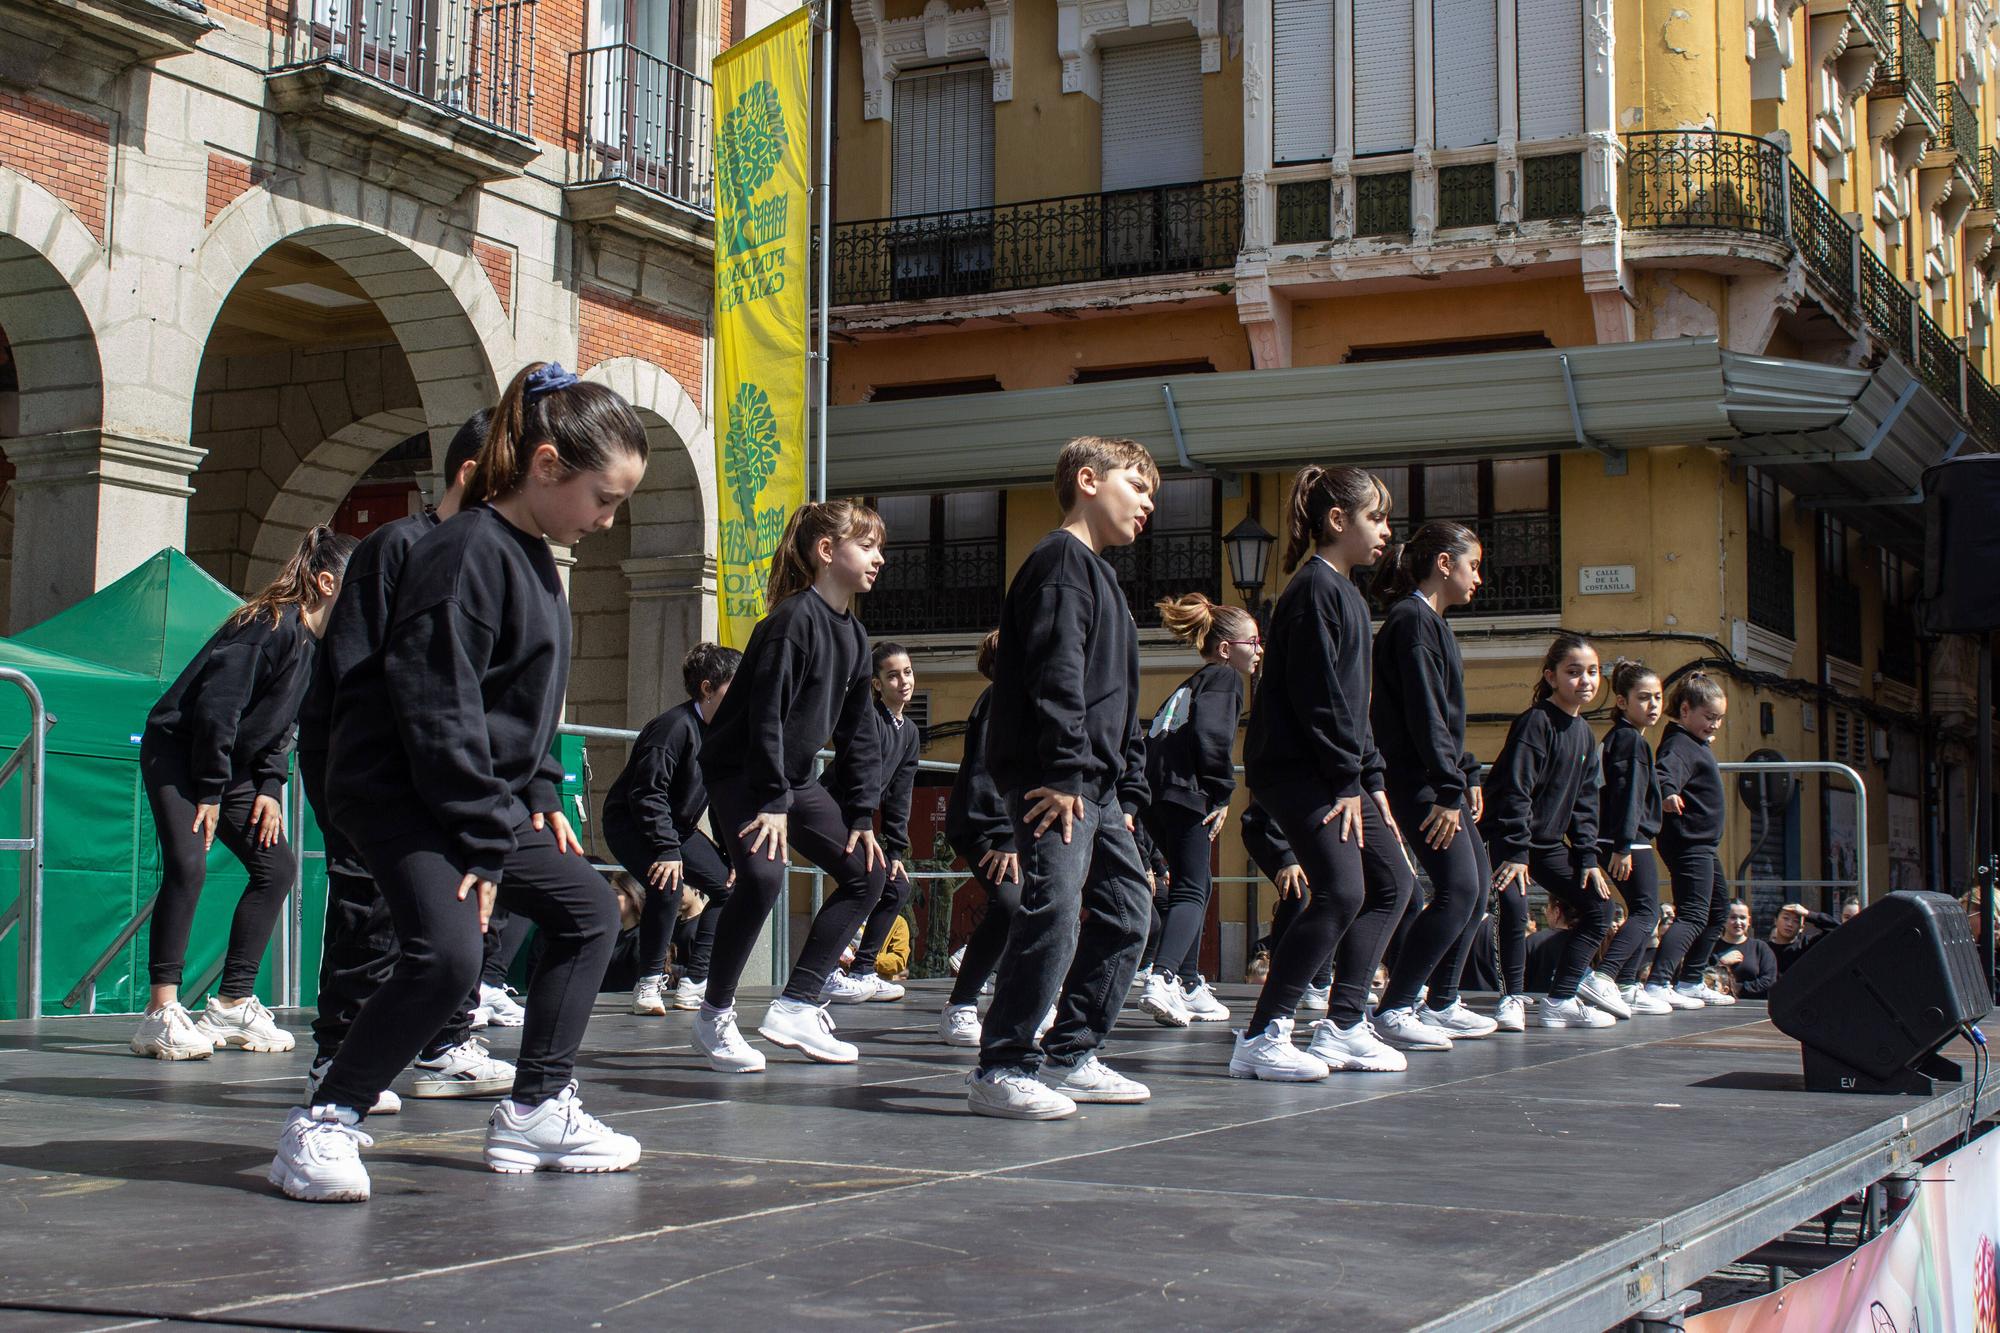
[862,537,1005,636]
[1623,130,1786,236]
[1748,532,1796,641]
[832,177,1242,305]
[1472,513,1561,615]
[1789,165,1855,309]
[1916,310,1963,404]
[1824,578,1863,663]
[1875,4,1937,124]
[1853,0,1894,49]
[571,43,712,213]
[1938,82,1979,173]
[1983,147,1999,209]
[1105,529,1221,629]
[1857,241,1916,361]
[286,0,538,134]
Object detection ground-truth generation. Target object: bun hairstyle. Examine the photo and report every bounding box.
[1380,520,1479,600]
[464,361,648,506]
[1155,591,1255,656]
[767,499,887,606]
[1530,631,1598,705]
[681,641,742,699]
[1609,657,1661,699]
[1665,669,1727,717]
[976,627,1001,681]
[1283,464,1387,573]
[228,525,357,629]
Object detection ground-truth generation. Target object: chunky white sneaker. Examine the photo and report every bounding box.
[860,974,906,1002]
[1419,1001,1499,1039]
[1494,994,1528,1032]
[1299,983,1332,1013]
[1373,1005,1454,1051]
[1229,1018,1331,1082]
[1578,971,1634,1019]
[1650,982,1704,1010]
[1181,979,1232,1023]
[304,1057,399,1114]
[1048,1054,1150,1103]
[270,1105,372,1202]
[672,976,705,1010]
[196,996,295,1053]
[414,1037,516,1098]
[477,983,525,1028]
[1686,980,1737,1006]
[693,1004,766,1072]
[1624,983,1674,1015]
[130,1002,213,1061]
[819,970,875,1003]
[1307,1018,1408,1072]
[1139,972,1192,1027]
[940,1003,982,1047]
[631,974,667,1016]
[485,1082,640,1174]
[966,1066,1077,1120]
[759,999,857,1063]
[1540,996,1616,1028]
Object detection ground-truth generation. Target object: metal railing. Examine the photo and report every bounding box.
[1876,4,1937,124]
[863,537,1007,637]
[1857,240,1916,362]
[1853,0,1895,49]
[1938,82,1979,173]
[1983,146,1999,210]
[1622,130,1786,236]
[0,670,50,1019]
[1747,531,1796,640]
[570,43,712,214]
[283,0,538,135]
[1789,163,1856,309]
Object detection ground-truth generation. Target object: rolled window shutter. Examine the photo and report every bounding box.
[1275,0,1335,163]
[1354,0,1416,155]
[1102,38,1205,189]
[1517,0,1583,141]
[1433,0,1498,148]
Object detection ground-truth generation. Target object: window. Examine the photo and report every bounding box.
[1821,516,1861,663]
[1363,458,1559,615]
[1104,477,1220,626]
[1433,0,1499,148]
[1100,39,1208,275]
[889,66,996,299]
[862,490,1005,635]
[1274,0,1335,163]
[1354,0,1417,155]
[1517,0,1583,141]
[1746,467,1794,639]
[1879,549,1918,683]
[1072,360,1215,383]
[868,377,1004,402]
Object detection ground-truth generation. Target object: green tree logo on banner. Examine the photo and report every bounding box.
[717,80,789,256]
[725,381,782,521]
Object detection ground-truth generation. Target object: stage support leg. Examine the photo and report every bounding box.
[1624,1290,1701,1331]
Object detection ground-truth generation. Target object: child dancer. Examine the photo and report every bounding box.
[970,436,1158,1120]
[1593,660,1671,1015]
[1480,634,1617,1031]
[693,501,887,1070]
[603,642,739,1015]
[1369,521,1500,1046]
[1138,593,1259,1028]
[940,630,1016,1047]
[131,526,356,1061]
[270,362,649,1202]
[1642,671,1734,1009]
[823,641,922,1004]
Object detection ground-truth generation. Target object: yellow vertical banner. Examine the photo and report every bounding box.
[713,7,813,647]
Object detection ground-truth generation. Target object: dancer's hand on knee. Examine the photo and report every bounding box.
[1583,867,1612,900]
[1024,788,1083,844]
[192,802,220,852]
[1275,864,1308,899]
[1420,803,1461,851]
[648,859,683,892]
[1371,791,1402,845]
[533,810,583,856]
[1324,795,1364,845]
[845,827,885,872]
[458,872,498,931]
[251,794,284,849]
[979,848,1020,884]
[1608,851,1633,882]
[1663,794,1686,816]
[741,812,788,861]
[1493,860,1529,895]
[1202,806,1229,841]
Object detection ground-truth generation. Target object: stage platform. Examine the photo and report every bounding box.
[0,982,1992,1332]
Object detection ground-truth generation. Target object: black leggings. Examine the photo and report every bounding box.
[1140,878,1169,971]
[1650,837,1727,986]
[1599,846,1661,986]
[703,780,887,1009]
[948,871,1021,1005]
[1378,793,1487,1012]
[1528,846,1612,1000]
[1146,803,1214,983]
[606,824,731,979]
[1420,818,1494,1008]
[480,911,533,987]
[1265,891,1332,988]
[315,819,619,1113]
[141,732,296,996]
[853,866,911,974]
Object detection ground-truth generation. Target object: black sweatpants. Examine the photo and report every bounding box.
[1265,891,1333,988]
[1146,802,1214,983]
[1325,799,1415,1028]
[1378,793,1487,1013]
[948,871,1021,1006]
[1650,836,1727,987]
[314,820,618,1115]
[605,823,731,980]
[1528,845,1611,1000]
[703,780,887,1010]
[1599,846,1660,986]
[853,865,911,975]
[1248,788,1377,1037]
[141,732,296,997]
[480,910,534,988]
[1421,815,1495,1009]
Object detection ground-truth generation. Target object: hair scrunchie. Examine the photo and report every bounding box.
[523,361,580,403]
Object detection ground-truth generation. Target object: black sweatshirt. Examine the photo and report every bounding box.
[1774,912,1841,973]
[1372,593,1480,809]
[326,505,569,883]
[986,531,1145,809]
[1238,798,1298,881]
[603,700,712,867]
[701,587,882,829]
[1717,935,1780,997]
[147,604,317,803]
[1597,716,1664,850]
[824,700,920,857]
[946,687,1014,861]
[1478,699,1603,870]
[296,511,437,758]
[1146,662,1241,814]
[1656,722,1725,847]
[1245,556,1377,803]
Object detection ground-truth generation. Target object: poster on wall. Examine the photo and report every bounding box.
[1888,795,1922,893]
[1826,789,1859,900]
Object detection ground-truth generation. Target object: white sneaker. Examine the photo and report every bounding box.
[130,1001,213,1060]
[1048,1054,1150,1103]
[672,976,705,1010]
[967,1066,1077,1120]
[1373,1005,1454,1051]
[269,1105,372,1202]
[484,1082,640,1174]
[1650,982,1704,1010]
[1229,1017,1331,1082]
[413,1037,516,1098]
[693,1004,766,1072]
[1578,971,1634,1019]
[1624,983,1674,1015]
[861,974,906,1002]
[1307,1018,1408,1071]
[477,983,525,1027]
[196,996,295,1053]
[1181,979,1232,1023]
[631,975,667,1016]
[1540,996,1616,1028]
[819,970,875,1004]
[759,998,858,1063]
[1139,972,1192,1027]
[1494,994,1528,1032]
[1685,980,1737,1006]
[1299,983,1332,1013]
[940,1003,982,1047]
[1418,1000,1499,1038]
[304,1057,400,1114]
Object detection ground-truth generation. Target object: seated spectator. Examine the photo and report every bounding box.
[875,913,911,981]
[1713,900,1779,998]
[1771,901,1841,974]
[1524,898,1572,995]
[1840,896,1862,923]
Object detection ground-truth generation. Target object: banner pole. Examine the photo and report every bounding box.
[814,0,834,504]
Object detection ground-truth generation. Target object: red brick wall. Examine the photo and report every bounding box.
[203,0,287,28]
[204,152,271,226]
[531,0,588,152]
[473,239,514,315]
[578,285,706,406]
[0,92,110,244]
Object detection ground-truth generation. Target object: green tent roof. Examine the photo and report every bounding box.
[14,548,240,678]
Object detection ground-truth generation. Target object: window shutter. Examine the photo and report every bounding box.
[1102,38,1205,189]
[1433,0,1498,148]
[1517,0,1584,141]
[1354,0,1416,155]
[1274,0,1335,163]
[892,67,995,215]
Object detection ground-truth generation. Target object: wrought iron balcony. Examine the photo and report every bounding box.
[1748,532,1796,641]
[1471,513,1561,616]
[1937,82,1979,175]
[1824,578,1863,663]
[1915,311,1962,405]
[1983,146,2000,210]
[1875,4,1937,126]
[831,177,1242,306]
[862,536,1005,636]
[1622,130,1786,237]
[1789,165,1855,311]
[571,43,712,214]
[1857,241,1914,361]
[1851,0,1895,49]
[1105,529,1222,629]
[283,0,538,134]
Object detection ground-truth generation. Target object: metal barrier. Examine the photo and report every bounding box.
[1718,759,1870,907]
[0,669,50,1018]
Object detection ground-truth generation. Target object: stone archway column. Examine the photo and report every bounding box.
[622,553,716,727]
[6,428,206,630]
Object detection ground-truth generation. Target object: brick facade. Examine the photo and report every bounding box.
[0,93,110,243]
[204,153,269,226]
[579,284,705,405]
[473,238,515,315]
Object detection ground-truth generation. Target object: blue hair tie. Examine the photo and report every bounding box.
[523,361,580,403]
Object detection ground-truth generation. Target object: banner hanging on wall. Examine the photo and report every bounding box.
[712,5,812,647]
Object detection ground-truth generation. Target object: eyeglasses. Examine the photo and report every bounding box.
[1224,638,1264,649]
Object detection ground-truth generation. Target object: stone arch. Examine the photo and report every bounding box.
[245,406,430,585]
[0,167,107,437]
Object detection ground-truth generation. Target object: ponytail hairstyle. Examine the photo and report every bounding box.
[1380,520,1480,600]
[766,499,887,607]
[1530,632,1598,705]
[1155,591,1255,657]
[681,641,742,699]
[870,641,912,701]
[228,525,357,630]
[1665,669,1727,719]
[464,361,648,506]
[1282,464,1387,572]
[1609,657,1661,700]
[975,627,1001,681]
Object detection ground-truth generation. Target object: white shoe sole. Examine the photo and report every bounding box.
[1427,1015,1500,1039]
[702,1050,766,1073]
[267,1156,369,1203]
[672,995,704,1011]
[1312,1053,1407,1072]
[1185,1008,1232,1023]
[967,1093,1076,1120]
[206,1030,295,1053]
[132,1040,211,1060]
[757,1024,857,1064]
[631,999,667,1016]
[1376,1027,1453,1052]
[1228,1058,1329,1082]
[1139,998,1190,1028]
[1540,1012,1616,1029]
[1055,1081,1150,1104]
[484,1141,641,1174]
[412,1074,513,1098]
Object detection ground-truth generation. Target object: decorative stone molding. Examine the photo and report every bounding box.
[1057,0,1222,100]
[0,0,213,100]
[565,178,716,263]
[853,0,1014,121]
[1747,0,1805,101]
[1808,7,1881,180]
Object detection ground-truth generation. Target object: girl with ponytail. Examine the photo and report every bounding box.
[1642,670,1733,1009]
[134,524,358,1066]
[1594,660,1671,1014]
